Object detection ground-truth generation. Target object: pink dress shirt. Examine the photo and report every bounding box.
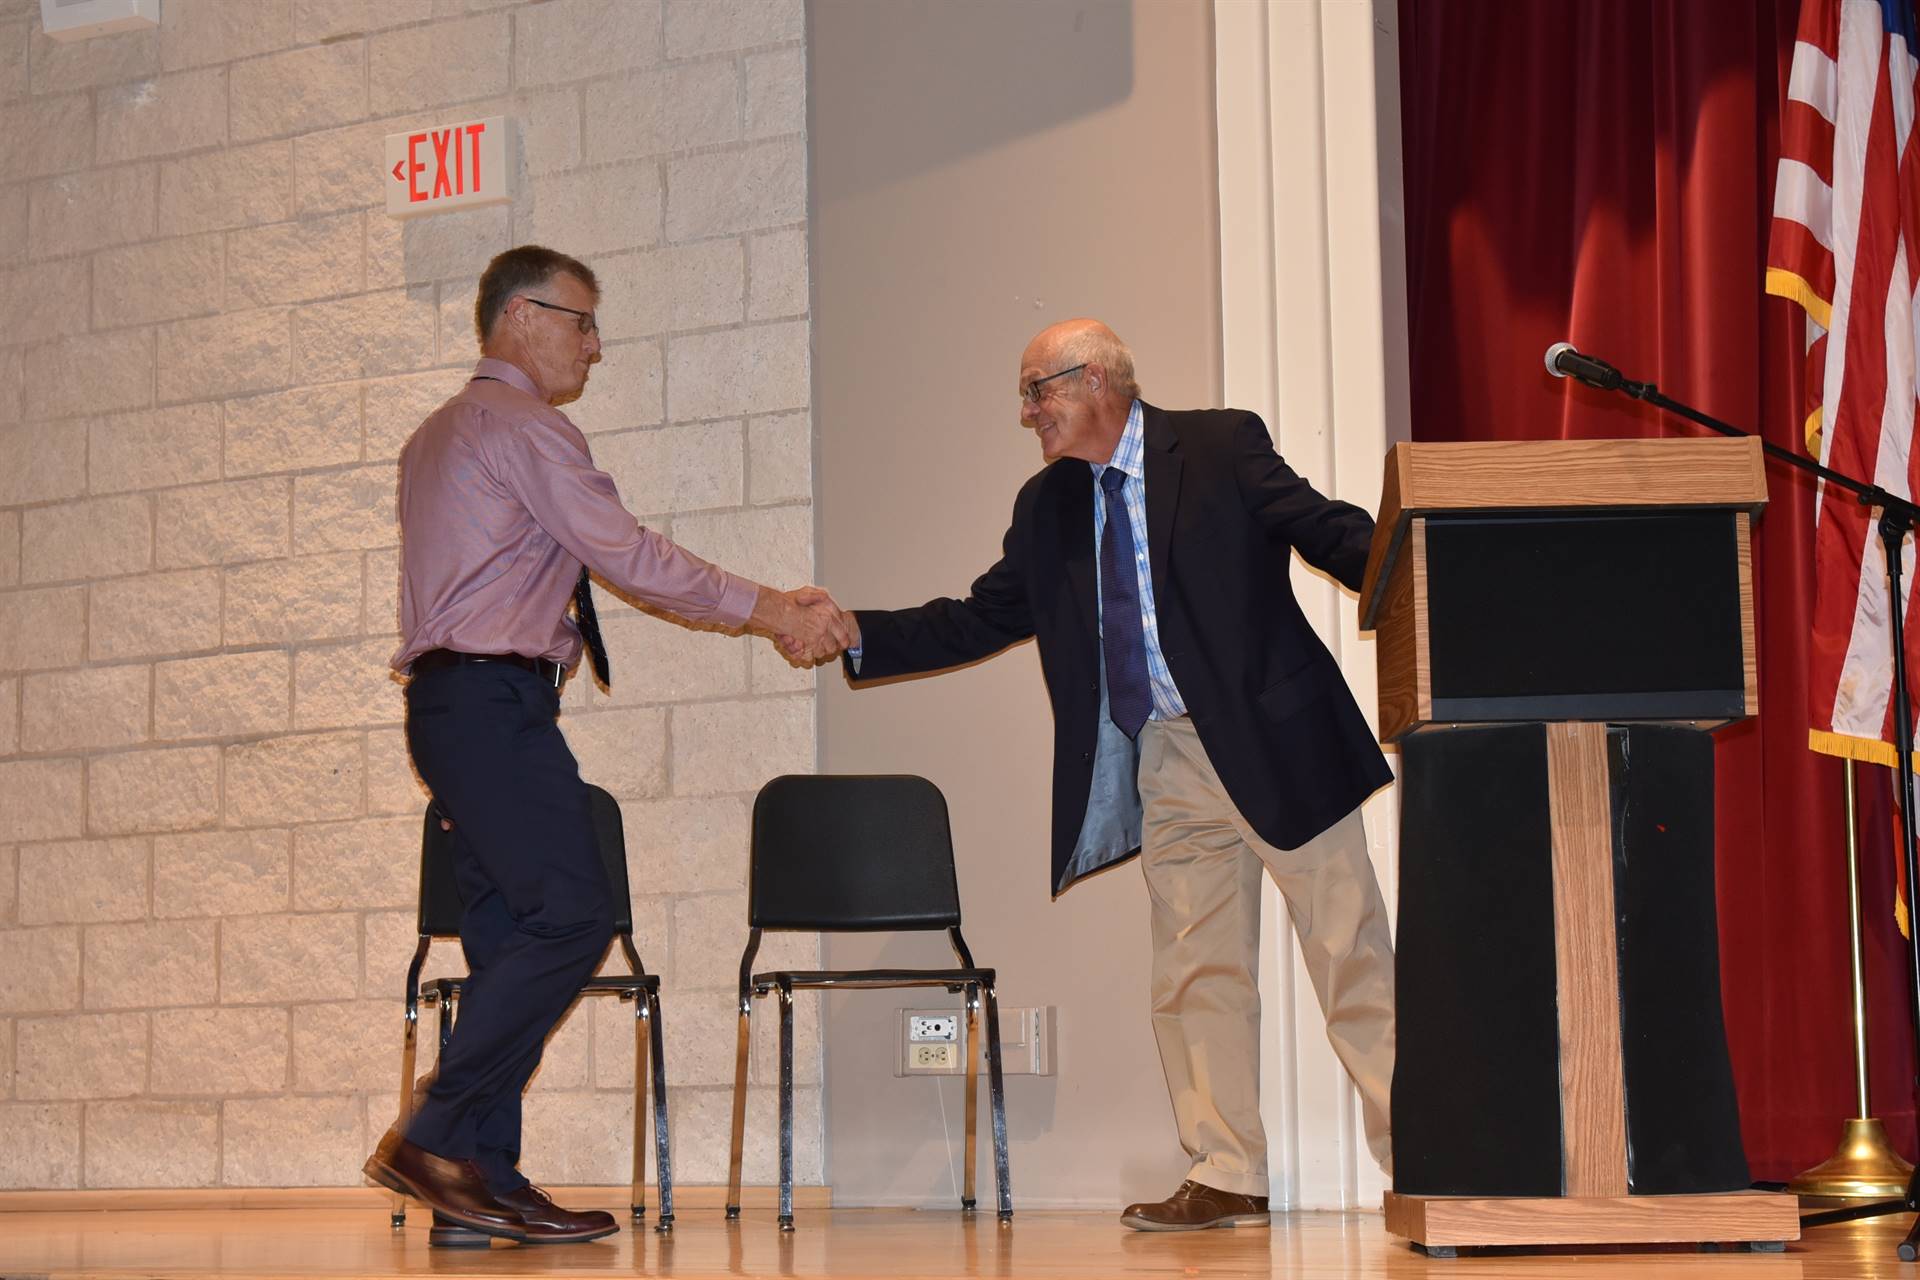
[391,358,760,674]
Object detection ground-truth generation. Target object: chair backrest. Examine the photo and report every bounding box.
[748,774,962,931]
[417,783,634,937]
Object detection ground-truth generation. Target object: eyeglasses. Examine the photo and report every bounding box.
[1019,363,1087,406]
[522,296,599,336]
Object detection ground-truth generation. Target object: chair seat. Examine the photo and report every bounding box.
[583,974,660,992]
[752,967,995,993]
[422,972,659,1000]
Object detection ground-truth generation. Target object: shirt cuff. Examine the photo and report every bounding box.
[713,574,760,630]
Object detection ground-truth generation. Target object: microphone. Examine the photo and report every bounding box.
[1544,341,1625,391]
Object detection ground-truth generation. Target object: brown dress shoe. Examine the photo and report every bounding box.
[362,1128,526,1241]
[1120,1180,1271,1232]
[427,1213,496,1250]
[493,1185,620,1243]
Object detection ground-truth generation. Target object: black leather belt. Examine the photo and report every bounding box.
[413,647,566,687]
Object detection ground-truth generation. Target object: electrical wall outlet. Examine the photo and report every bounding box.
[898,1006,965,1076]
[908,1042,957,1070]
[894,1005,1057,1077]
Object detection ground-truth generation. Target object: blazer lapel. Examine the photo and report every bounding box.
[1141,403,1183,589]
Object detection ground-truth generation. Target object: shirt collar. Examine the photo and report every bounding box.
[1093,400,1147,482]
[472,357,541,399]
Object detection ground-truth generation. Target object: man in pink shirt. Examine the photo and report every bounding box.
[365,246,845,1245]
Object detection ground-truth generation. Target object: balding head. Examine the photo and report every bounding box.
[1022,319,1142,403]
[1017,317,1139,464]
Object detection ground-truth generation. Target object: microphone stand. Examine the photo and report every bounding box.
[1566,362,1920,1259]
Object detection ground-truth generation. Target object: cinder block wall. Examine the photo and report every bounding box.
[0,0,820,1191]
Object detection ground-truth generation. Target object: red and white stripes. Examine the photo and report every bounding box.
[1768,0,1920,766]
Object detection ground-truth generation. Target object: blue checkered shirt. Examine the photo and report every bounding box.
[1092,401,1187,721]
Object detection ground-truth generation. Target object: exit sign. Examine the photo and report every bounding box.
[385,117,512,218]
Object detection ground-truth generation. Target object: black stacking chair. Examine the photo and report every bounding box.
[391,783,674,1231]
[725,774,1011,1229]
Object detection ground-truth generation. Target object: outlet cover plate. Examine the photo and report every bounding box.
[908,1014,957,1042]
[894,1005,1056,1077]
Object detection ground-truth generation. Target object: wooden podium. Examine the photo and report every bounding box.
[1358,438,1800,1253]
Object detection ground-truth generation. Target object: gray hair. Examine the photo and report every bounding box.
[1055,325,1141,401]
[475,245,599,342]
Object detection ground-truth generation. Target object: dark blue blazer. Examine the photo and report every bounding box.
[847,403,1393,894]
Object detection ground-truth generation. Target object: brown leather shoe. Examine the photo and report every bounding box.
[362,1128,526,1241]
[493,1185,620,1243]
[427,1213,495,1250]
[1120,1180,1270,1232]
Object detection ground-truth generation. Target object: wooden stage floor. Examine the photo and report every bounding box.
[0,1203,1911,1279]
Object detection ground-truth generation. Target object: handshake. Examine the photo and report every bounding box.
[753,584,860,666]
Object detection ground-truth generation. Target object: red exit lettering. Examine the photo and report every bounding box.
[406,132,427,202]
[401,121,490,205]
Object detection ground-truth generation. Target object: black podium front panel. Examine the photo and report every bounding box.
[1423,511,1745,722]
[1394,724,1564,1196]
[1393,723,1750,1196]
[1608,725,1751,1194]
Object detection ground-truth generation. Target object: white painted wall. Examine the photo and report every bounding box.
[812,0,1223,1210]
[812,0,1413,1213]
[1215,0,1412,1211]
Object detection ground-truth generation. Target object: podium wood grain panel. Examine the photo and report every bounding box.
[1411,521,1431,728]
[1737,511,1758,712]
[1375,518,1430,741]
[1360,442,1409,620]
[1394,437,1766,514]
[1545,721,1627,1197]
[1383,1190,1800,1248]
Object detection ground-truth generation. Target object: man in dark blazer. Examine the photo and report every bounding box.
[835,319,1396,1230]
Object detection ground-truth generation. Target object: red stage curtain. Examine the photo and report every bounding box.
[1399,0,1916,1179]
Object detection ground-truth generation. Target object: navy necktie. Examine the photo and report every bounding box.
[1099,467,1152,739]
[574,567,611,687]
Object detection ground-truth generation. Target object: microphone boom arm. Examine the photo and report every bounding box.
[1598,368,1920,522]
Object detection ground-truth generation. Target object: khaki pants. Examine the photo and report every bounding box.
[1137,715,1395,1196]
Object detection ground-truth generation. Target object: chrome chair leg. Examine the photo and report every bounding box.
[982,981,1012,1222]
[777,982,795,1231]
[725,992,753,1220]
[392,1004,419,1228]
[962,983,980,1212]
[631,993,648,1223]
[648,989,674,1231]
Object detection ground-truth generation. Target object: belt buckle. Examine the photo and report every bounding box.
[548,658,563,688]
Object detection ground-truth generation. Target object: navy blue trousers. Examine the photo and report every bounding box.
[400,661,613,1194]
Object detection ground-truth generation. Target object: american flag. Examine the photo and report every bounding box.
[1768,0,1920,776]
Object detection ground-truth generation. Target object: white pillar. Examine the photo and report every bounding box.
[1214,0,1412,1211]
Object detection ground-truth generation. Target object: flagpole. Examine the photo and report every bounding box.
[1786,758,1915,1200]
[1550,349,1920,1257]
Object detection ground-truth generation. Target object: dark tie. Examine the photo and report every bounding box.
[1099,467,1151,739]
[574,566,611,687]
